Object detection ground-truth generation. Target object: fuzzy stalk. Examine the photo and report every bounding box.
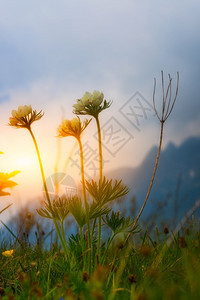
[101,233,116,264]
[28,128,69,258]
[77,137,91,272]
[61,220,70,261]
[95,116,103,259]
[79,226,86,270]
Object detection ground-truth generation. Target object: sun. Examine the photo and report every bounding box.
[16,156,35,168]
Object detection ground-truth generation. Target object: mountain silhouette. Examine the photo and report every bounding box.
[106,136,200,226]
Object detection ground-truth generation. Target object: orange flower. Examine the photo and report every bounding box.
[2,249,14,257]
[0,171,20,196]
[57,116,91,140]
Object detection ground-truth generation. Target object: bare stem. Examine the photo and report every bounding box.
[119,71,179,251]
[123,121,164,246]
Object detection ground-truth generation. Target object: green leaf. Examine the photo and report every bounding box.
[68,196,86,228]
[37,196,70,222]
[103,211,138,235]
[86,176,129,206]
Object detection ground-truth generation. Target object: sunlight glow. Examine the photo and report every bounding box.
[16,156,35,168]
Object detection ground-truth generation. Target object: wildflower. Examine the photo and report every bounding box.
[73,90,111,117]
[139,245,152,257]
[9,105,43,129]
[82,272,90,282]
[179,236,187,248]
[128,274,137,284]
[0,171,20,196]
[164,226,169,234]
[73,91,111,262]
[2,249,14,257]
[57,116,91,140]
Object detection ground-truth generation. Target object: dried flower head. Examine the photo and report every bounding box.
[9,105,44,129]
[73,90,111,117]
[2,249,14,257]
[57,116,91,139]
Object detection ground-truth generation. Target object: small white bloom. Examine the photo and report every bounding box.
[72,103,85,111]
[81,92,93,105]
[92,90,104,106]
[9,105,43,129]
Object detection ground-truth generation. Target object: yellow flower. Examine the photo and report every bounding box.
[57,116,91,139]
[0,171,20,196]
[73,90,111,117]
[2,249,14,257]
[9,105,43,129]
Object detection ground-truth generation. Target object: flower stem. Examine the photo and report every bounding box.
[95,116,103,182]
[77,138,88,211]
[123,121,164,246]
[77,137,91,273]
[61,220,70,261]
[101,233,116,264]
[91,218,97,269]
[95,116,103,259]
[79,226,86,270]
[28,128,69,258]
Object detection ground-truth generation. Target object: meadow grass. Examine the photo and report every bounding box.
[0,220,200,299]
[1,76,192,299]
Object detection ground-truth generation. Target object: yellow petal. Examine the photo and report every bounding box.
[0,190,10,196]
[2,249,14,257]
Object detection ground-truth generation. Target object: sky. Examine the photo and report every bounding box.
[0,0,200,216]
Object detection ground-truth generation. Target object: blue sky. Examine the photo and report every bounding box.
[0,1,200,211]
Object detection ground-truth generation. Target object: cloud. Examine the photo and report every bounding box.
[0,0,200,173]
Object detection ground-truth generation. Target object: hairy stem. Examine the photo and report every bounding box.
[95,116,103,182]
[77,138,88,211]
[77,137,91,272]
[95,116,103,259]
[79,226,86,270]
[28,128,68,257]
[61,220,70,260]
[91,218,97,269]
[101,233,116,264]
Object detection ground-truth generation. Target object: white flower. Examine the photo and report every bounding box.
[81,92,93,105]
[73,90,110,117]
[12,105,32,119]
[9,105,43,129]
[92,90,104,106]
[72,103,85,111]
